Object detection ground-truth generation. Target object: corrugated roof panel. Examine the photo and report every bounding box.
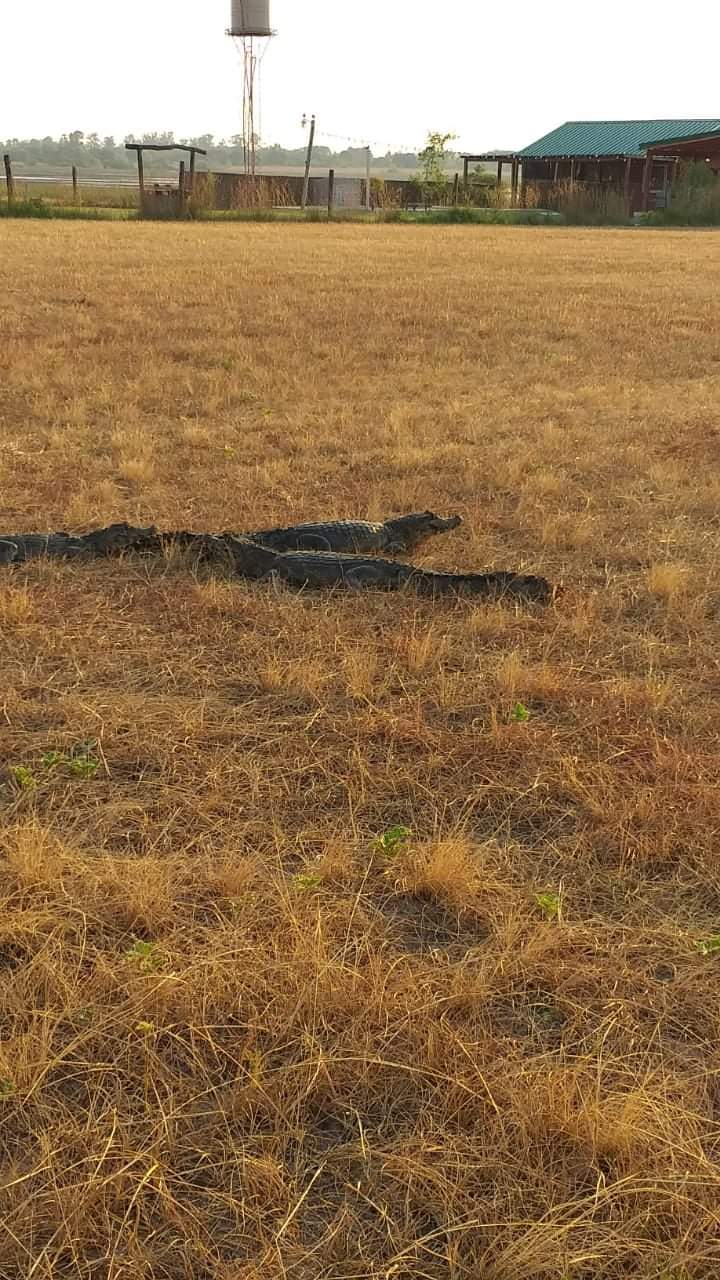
[519,120,720,158]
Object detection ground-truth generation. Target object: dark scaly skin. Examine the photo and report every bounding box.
[246,511,462,555]
[0,524,161,564]
[267,549,414,591]
[412,569,554,604]
[0,514,462,562]
[213,543,553,602]
[0,519,553,603]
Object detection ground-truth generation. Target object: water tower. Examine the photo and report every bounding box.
[228,1,274,176]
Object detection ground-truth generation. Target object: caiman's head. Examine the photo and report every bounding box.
[384,511,463,552]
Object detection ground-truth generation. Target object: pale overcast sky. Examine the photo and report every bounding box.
[3,0,718,153]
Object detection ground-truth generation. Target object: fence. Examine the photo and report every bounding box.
[3,156,501,214]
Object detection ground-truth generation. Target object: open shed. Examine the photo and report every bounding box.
[462,120,720,212]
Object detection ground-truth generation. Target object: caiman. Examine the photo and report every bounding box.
[0,515,554,604]
[214,537,553,603]
[0,514,461,563]
[0,523,162,564]
[246,511,462,555]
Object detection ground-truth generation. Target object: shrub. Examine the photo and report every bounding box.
[652,162,720,225]
[0,197,53,218]
[532,181,630,226]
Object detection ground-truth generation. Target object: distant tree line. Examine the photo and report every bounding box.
[1,132,442,173]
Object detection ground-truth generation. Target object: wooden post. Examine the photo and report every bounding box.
[365,147,371,211]
[641,154,652,212]
[463,155,469,197]
[189,149,196,192]
[519,161,526,207]
[135,147,145,199]
[327,167,335,219]
[301,114,316,211]
[624,156,633,215]
[569,158,576,190]
[3,153,15,207]
[452,172,459,206]
[71,165,79,204]
[553,160,560,183]
[510,158,519,206]
[178,160,186,213]
[670,157,679,209]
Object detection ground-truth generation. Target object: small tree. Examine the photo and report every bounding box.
[417,131,457,207]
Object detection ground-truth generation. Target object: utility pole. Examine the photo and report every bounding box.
[365,146,372,211]
[301,114,316,211]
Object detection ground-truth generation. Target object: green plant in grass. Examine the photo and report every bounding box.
[293,873,322,892]
[40,740,100,779]
[373,825,412,857]
[126,940,162,971]
[535,891,562,922]
[10,765,36,790]
[697,935,720,957]
[510,702,531,723]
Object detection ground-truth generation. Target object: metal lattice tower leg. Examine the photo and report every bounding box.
[243,38,257,176]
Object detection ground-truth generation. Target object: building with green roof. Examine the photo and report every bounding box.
[461,119,720,212]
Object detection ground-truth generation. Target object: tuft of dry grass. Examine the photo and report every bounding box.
[1,220,720,1277]
[648,561,691,601]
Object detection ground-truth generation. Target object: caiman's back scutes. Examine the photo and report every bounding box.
[246,511,462,555]
[0,513,554,605]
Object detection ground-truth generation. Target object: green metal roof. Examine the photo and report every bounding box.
[519,120,720,158]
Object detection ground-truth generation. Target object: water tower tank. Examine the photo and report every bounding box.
[229,0,272,36]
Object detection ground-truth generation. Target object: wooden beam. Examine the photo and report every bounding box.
[463,155,469,197]
[178,160,186,213]
[452,172,459,205]
[189,149,196,192]
[510,158,519,205]
[327,168,335,218]
[124,143,207,155]
[496,159,503,186]
[569,158,576,189]
[72,165,79,204]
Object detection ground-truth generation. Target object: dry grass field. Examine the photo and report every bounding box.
[1,221,720,1279]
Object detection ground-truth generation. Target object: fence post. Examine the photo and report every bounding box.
[72,165,79,204]
[178,161,186,214]
[452,172,459,206]
[327,168,335,219]
[135,148,145,198]
[3,154,15,207]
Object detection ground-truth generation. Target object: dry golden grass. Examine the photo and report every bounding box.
[1,221,720,1278]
